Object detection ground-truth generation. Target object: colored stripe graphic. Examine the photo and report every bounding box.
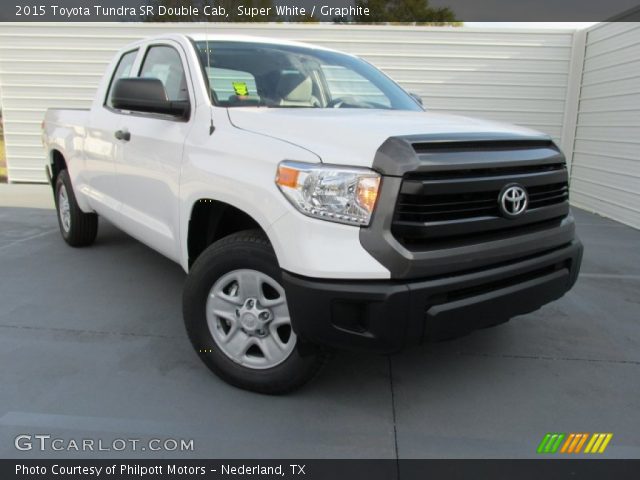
[537,433,553,453]
[568,433,582,453]
[560,433,575,453]
[550,433,565,453]
[574,433,589,453]
[585,433,613,454]
[598,433,613,453]
[537,433,565,453]
[540,433,613,454]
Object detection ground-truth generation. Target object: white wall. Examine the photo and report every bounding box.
[0,23,576,183]
[569,23,640,229]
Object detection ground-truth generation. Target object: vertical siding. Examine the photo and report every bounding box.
[0,23,575,182]
[570,23,640,229]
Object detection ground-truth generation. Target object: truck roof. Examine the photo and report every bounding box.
[136,33,339,53]
[190,33,333,49]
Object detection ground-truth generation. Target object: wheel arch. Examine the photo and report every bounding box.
[185,197,274,269]
[48,149,67,189]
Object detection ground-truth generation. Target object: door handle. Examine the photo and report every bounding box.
[114,130,130,141]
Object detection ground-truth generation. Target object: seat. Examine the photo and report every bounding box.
[276,73,319,107]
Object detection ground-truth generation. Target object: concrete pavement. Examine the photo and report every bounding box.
[1,184,638,459]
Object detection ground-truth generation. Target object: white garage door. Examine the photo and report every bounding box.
[0,23,575,183]
[570,23,640,229]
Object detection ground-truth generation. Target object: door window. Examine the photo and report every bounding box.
[106,49,138,108]
[139,46,189,102]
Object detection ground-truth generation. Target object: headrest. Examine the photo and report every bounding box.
[276,73,312,102]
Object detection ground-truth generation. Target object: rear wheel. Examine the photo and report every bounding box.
[183,230,326,394]
[55,170,98,247]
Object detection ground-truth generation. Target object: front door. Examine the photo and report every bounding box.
[114,42,194,262]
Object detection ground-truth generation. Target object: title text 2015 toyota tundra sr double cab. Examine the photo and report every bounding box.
[43,34,582,393]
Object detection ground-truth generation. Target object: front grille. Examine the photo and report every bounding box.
[396,179,569,223]
[391,148,570,250]
[528,183,569,209]
[409,162,565,181]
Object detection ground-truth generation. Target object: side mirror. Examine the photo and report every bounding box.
[111,78,189,118]
[409,92,424,107]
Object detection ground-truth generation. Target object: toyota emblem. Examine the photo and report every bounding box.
[499,184,528,218]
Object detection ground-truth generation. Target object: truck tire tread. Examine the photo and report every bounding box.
[55,170,98,247]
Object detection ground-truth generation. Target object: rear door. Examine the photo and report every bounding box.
[83,48,140,220]
[114,41,195,262]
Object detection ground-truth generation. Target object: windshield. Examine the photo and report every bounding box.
[194,40,422,110]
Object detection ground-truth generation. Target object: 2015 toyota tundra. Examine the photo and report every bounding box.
[43,34,583,393]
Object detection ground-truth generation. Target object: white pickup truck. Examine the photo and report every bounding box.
[43,34,582,393]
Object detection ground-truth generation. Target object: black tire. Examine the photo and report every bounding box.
[54,169,98,247]
[183,229,327,394]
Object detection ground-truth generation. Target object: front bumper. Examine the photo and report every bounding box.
[283,240,583,353]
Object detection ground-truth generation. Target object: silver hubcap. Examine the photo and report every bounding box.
[206,269,296,369]
[58,185,71,233]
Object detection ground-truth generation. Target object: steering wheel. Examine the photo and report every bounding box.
[328,96,373,109]
[327,96,362,108]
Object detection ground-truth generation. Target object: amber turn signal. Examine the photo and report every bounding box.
[356,176,381,214]
[275,166,300,189]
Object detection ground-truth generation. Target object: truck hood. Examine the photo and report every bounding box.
[227,108,550,168]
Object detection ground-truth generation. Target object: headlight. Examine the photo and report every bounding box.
[275,161,381,226]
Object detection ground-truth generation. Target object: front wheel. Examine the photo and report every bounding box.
[183,230,326,394]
